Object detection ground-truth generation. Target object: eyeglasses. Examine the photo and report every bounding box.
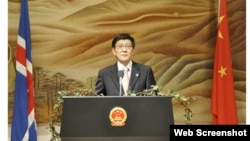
[116,44,133,50]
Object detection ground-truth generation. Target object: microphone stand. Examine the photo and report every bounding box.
[119,77,123,96]
[118,70,124,96]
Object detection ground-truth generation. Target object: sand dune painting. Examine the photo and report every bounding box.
[8,0,246,124]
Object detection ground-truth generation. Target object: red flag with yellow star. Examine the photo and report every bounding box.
[211,0,238,124]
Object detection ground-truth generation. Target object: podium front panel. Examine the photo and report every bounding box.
[60,96,174,141]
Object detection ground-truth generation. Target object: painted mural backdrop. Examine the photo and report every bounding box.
[8,0,246,124]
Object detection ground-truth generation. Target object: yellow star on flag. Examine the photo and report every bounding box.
[218,66,227,77]
[218,16,224,39]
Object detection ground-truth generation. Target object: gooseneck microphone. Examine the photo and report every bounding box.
[118,70,124,96]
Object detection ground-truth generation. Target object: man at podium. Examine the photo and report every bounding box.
[95,33,156,96]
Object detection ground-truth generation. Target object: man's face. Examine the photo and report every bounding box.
[112,39,135,65]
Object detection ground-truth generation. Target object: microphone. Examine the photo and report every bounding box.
[118,70,124,96]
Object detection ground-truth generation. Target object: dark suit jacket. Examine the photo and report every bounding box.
[95,61,156,96]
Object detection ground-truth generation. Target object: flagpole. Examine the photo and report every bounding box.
[217,0,221,25]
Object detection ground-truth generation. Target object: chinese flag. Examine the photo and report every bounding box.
[211,0,238,124]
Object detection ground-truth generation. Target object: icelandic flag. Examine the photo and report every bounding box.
[11,0,37,140]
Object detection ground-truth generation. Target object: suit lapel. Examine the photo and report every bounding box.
[129,62,140,91]
[109,64,120,90]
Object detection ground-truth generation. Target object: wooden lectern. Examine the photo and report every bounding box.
[60,96,174,141]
